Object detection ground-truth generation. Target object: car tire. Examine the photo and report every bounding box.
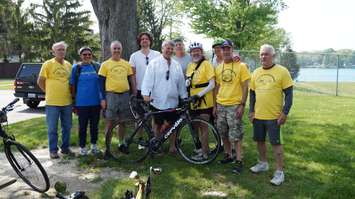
[26,100,40,109]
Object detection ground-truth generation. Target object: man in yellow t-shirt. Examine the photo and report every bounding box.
[186,42,215,160]
[37,41,73,159]
[99,40,137,159]
[249,44,293,186]
[214,39,250,174]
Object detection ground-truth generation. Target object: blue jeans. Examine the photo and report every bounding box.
[46,105,72,153]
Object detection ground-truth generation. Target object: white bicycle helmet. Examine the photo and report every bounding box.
[189,42,203,52]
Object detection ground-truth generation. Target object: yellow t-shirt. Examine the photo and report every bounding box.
[186,60,215,110]
[98,58,133,93]
[215,61,251,105]
[250,64,293,120]
[39,58,72,106]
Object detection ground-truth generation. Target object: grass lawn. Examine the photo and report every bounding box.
[0,79,14,90]
[295,81,355,97]
[3,90,355,199]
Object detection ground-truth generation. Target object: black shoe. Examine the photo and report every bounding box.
[103,150,113,160]
[118,144,129,154]
[219,154,234,164]
[61,148,75,157]
[232,160,243,174]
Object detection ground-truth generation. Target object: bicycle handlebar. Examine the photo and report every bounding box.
[1,98,19,112]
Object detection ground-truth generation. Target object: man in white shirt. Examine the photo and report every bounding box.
[141,40,188,154]
[129,32,161,98]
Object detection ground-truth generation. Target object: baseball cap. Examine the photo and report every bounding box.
[221,39,234,48]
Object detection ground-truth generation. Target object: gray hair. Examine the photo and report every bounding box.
[260,44,275,55]
[161,40,175,48]
[110,40,122,49]
[52,41,68,51]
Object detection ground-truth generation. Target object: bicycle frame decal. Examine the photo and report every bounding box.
[163,118,183,140]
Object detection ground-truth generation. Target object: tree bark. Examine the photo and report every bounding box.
[91,0,137,61]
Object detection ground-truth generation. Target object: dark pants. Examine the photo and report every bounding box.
[77,106,101,148]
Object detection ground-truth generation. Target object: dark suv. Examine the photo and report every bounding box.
[14,63,45,108]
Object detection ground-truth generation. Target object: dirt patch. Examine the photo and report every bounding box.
[0,148,126,198]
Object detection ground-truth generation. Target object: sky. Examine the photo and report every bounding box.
[23,0,355,52]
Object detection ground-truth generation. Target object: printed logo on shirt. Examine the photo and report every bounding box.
[255,74,276,91]
[53,66,69,78]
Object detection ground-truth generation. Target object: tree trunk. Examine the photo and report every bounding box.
[91,0,138,61]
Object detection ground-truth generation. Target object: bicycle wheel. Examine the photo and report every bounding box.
[176,118,221,165]
[106,122,152,163]
[129,95,149,119]
[5,140,50,193]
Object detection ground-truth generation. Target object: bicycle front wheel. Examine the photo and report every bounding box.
[176,118,221,165]
[107,122,152,163]
[5,140,50,193]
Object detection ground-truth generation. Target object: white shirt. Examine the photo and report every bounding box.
[141,55,188,110]
[129,49,160,90]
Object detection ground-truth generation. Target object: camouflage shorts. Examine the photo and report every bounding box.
[216,104,243,141]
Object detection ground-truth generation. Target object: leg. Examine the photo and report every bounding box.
[117,122,126,142]
[272,144,284,171]
[257,141,267,162]
[59,105,72,151]
[45,106,60,153]
[77,107,90,148]
[104,119,116,151]
[89,106,101,145]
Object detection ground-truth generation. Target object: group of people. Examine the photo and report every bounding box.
[37,32,293,186]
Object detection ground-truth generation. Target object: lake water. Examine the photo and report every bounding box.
[297,68,355,82]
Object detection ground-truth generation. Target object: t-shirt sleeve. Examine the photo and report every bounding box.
[282,68,293,89]
[240,63,251,82]
[127,62,133,76]
[39,62,48,78]
[98,63,107,77]
[205,61,215,80]
[129,54,135,68]
[250,72,256,90]
[215,66,221,84]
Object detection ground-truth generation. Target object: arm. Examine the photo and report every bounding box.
[236,79,249,119]
[129,75,137,95]
[249,89,256,123]
[99,75,106,109]
[212,83,220,118]
[278,86,293,125]
[37,76,46,92]
[197,78,215,97]
[141,63,154,102]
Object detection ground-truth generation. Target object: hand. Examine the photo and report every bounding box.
[248,112,255,123]
[100,100,106,110]
[143,96,151,103]
[236,105,245,119]
[277,112,287,125]
[191,95,200,103]
[232,54,240,62]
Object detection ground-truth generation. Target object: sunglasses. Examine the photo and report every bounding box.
[166,70,170,80]
[146,56,149,65]
[82,53,92,56]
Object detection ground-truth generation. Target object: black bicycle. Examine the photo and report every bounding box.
[0,98,50,193]
[106,97,221,165]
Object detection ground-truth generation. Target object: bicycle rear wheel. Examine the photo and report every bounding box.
[106,122,152,163]
[5,140,50,193]
[176,118,221,165]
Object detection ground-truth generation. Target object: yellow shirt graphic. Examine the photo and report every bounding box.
[215,61,250,105]
[39,58,72,106]
[250,64,293,120]
[98,58,133,93]
[186,60,215,109]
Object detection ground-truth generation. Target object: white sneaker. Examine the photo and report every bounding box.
[191,153,208,161]
[270,170,285,186]
[137,137,145,150]
[250,161,269,173]
[90,144,101,154]
[193,148,203,154]
[80,147,88,156]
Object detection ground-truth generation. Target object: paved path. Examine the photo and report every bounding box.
[0,90,45,124]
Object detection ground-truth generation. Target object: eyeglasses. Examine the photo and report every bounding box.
[146,56,149,65]
[82,53,92,56]
[166,70,170,80]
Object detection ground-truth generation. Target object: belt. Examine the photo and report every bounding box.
[107,91,128,95]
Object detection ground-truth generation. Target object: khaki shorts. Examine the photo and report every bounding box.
[216,104,243,141]
[105,92,132,122]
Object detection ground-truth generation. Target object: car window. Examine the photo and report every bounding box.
[18,64,42,79]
